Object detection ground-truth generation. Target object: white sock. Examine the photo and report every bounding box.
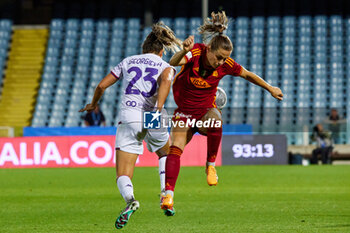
[159,156,166,193]
[117,175,134,203]
[206,162,215,167]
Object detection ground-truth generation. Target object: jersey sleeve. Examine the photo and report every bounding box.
[168,65,177,80]
[224,57,243,76]
[184,43,203,63]
[110,59,125,80]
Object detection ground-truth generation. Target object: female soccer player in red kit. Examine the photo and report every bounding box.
[161,12,284,213]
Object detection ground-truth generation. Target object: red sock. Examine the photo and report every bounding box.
[165,146,183,191]
[207,126,222,163]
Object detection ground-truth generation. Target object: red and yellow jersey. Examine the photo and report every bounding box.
[172,43,242,119]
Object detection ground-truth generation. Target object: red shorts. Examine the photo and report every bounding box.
[172,108,209,122]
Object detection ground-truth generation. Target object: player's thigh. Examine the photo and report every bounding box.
[115,122,146,155]
[116,149,138,179]
[155,139,170,157]
[198,108,222,135]
[145,128,170,156]
[170,124,194,151]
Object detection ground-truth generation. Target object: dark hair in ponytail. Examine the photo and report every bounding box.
[142,22,182,54]
[198,11,233,52]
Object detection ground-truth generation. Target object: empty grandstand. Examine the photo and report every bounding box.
[0,0,349,144]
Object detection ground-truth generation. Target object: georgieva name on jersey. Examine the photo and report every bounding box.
[110,53,175,123]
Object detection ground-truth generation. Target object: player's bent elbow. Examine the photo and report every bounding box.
[97,84,107,91]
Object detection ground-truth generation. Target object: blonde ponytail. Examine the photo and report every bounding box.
[142,22,182,54]
[198,11,230,44]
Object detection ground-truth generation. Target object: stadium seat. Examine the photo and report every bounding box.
[159,18,173,28]
[236,17,249,29]
[127,18,140,30]
[112,18,125,30]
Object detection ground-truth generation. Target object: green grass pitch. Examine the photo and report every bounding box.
[1,165,350,232]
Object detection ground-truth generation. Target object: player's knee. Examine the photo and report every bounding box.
[202,108,222,122]
[171,141,185,151]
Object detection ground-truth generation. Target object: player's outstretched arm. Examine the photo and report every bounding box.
[79,73,118,112]
[169,35,194,66]
[156,67,175,111]
[239,67,283,101]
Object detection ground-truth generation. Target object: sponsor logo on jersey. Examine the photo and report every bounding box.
[125,101,137,107]
[190,77,211,88]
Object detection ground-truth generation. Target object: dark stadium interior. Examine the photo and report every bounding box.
[1,0,350,24]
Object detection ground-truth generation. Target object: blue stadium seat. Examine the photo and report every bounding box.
[126,37,139,47]
[32,116,47,127]
[174,28,186,39]
[299,16,311,27]
[252,16,264,28]
[50,19,64,30]
[267,16,279,27]
[48,116,64,127]
[62,47,75,56]
[81,30,93,38]
[94,47,107,56]
[111,36,124,46]
[283,16,296,26]
[174,17,187,29]
[267,27,279,37]
[0,19,12,30]
[66,19,80,30]
[266,54,279,65]
[251,36,264,46]
[96,29,109,39]
[235,37,248,46]
[112,18,125,30]
[314,16,327,27]
[48,38,61,48]
[65,116,80,127]
[296,93,311,108]
[50,30,62,39]
[97,20,109,31]
[315,27,327,37]
[189,17,201,29]
[236,17,249,29]
[246,108,261,130]
[279,108,294,131]
[96,38,108,48]
[127,18,140,30]
[230,110,245,124]
[159,18,173,28]
[236,28,248,37]
[125,47,138,57]
[0,31,10,40]
[262,110,278,132]
[266,36,279,46]
[81,18,94,30]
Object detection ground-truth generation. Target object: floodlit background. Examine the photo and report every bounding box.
[0,0,349,232]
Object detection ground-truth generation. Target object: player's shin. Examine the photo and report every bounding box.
[117,175,135,203]
[158,156,167,194]
[165,146,183,196]
[206,126,222,166]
